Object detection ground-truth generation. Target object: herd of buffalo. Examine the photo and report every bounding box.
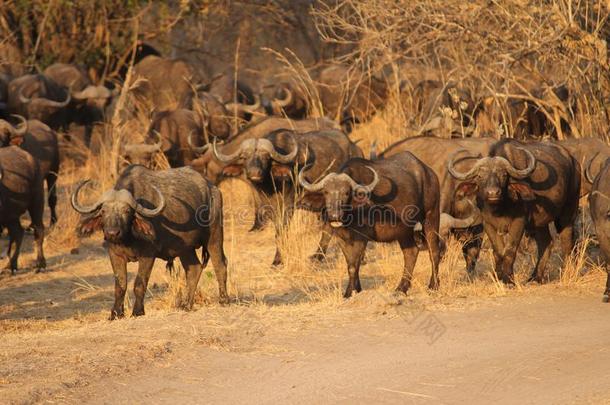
[1,47,610,319]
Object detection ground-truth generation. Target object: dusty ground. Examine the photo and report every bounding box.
[0,178,608,404]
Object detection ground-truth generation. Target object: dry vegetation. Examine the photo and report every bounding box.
[2,0,610,401]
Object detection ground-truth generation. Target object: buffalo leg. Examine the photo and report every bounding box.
[603,265,610,302]
[207,189,229,304]
[337,236,366,298]
[5,221,24,275]
[423,223,441,291]
[528,226,552,283]
[462,230,483,276]
[133,256,155,317]
[310,231,332,262]
[484,217,525,285]
[28,180,46,271]
[108,251,128,320]
[272,204,293,266]
[179,251,203,311]
[47,172,58,226]
[396,238,419,293]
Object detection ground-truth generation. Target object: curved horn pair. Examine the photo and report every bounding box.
[71,180,165,217]
[213,134,298,164]
[0,115,28,137]
[298,165,379,194]
[19,86,71,108]
[447,148,536,180]
[271,86,293,109]
[72,85,112,100]
[225,94,262,115]
[123,131,163,155]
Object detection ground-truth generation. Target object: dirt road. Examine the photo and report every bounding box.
[44,292,606,404]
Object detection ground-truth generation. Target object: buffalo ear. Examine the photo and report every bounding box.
[271,164,292,182]
[9,135,23,146]
[221,164,243,177]
[78,214,103,237]
[455,182,478,198]
[508,182,536,202]
[132,216,156,241]
[298,192,325,211]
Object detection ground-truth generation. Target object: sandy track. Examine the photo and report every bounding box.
[49,293,608,404]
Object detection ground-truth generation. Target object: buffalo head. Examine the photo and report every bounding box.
[0,115,27,146]
[71,180,165,243]
[298,165,379,227]
[448,147,536,204]
[213,131,298,183]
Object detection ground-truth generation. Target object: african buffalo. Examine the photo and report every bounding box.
[189,116,340,232]
[71,165,228,319]
[131,55,207,110]
[298,152,441,297]
[207,74,261,122]
[474,84,574,139]
[123,109,206,168]
[0,146,46,273]
[0,117,60,225]
[587,158,610,302]
[213,128,362,265]
[7,74,71,129]
[560,137,610,197]
[448,139,580,284]
[43,63,114,124]
[380,136,494,274]
[193,92,233,140]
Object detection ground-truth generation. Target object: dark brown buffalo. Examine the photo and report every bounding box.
[560,138,610,197]
[0,117,60,225]
[261,79,308,119]
[264,65,389,132]
[474,85,574,139]
[130,55,207,110]
[0,146,46,273]
[213,128,362,265]
[318,64,388,132]
[7,74,71,128]
[193,92,233,140]
[587,158,610,302]
[207,74,261,122]
[448,139,580,284]
[189,116,340,184]
[43,63,114,123]
[380,136,494,274]
[71,165,228,319]
[298,153,441,297]
[406,80,476,136]
[123,109,206,168]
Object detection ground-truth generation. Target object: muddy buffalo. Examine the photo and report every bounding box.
[299,152,441,297]
[71,165,228,319]
[448,139,580,284]
[0,146,46,273]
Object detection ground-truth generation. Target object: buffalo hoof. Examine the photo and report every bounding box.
[10,268,17,276]
[272,257,283,267]
[603,294,609,303]
[395,279,411,294]
[109,309,125,321]
[309,252,326,263]
[343,286,361,298]
[34,259,47,273]
[428,280,440,291]
[218,295,230,306]
[132,308,145,317]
